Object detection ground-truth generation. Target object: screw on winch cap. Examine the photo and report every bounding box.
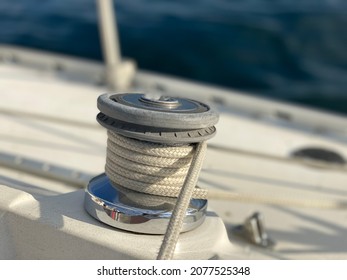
[96,93,219,144]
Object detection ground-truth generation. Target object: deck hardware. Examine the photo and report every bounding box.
[85,174,207,234]
[96,93,218,143]
[233,212,275,248]
[85,93,218,235]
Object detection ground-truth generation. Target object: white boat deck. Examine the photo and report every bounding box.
[1,50,347,259]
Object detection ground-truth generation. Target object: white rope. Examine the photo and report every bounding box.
[106,130,208,198]
[157,141,207,260]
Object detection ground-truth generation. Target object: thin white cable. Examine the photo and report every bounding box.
[206,189,347,209]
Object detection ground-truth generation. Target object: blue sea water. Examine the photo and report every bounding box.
[1,0,347,115]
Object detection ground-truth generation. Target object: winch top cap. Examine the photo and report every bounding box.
[97,93,219,130]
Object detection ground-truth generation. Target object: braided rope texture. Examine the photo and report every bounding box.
[157,141,207,260]
[106,130,208,199]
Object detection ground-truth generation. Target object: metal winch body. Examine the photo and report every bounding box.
[84,93,219,234]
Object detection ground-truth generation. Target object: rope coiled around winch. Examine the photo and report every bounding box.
[105,130,208,199]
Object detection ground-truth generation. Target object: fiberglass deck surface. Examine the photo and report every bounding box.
[1,62,347,259]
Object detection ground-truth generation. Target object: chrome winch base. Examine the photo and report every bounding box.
[84,174,207,234]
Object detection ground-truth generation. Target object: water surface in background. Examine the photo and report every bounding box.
[1,0,347,115]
